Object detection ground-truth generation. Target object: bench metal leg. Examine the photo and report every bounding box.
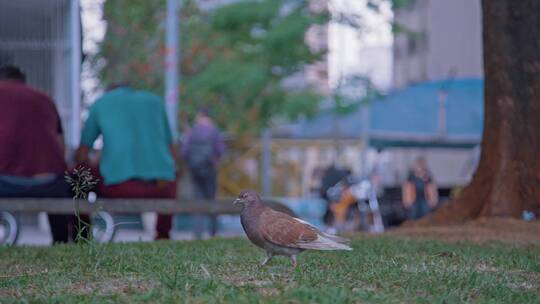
[368,197,385,233]
[91,211,116,243]
[0,211,19,246]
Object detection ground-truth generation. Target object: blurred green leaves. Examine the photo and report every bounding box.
[331,75,382,115]
[97,0,329,135]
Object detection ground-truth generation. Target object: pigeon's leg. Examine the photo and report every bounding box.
[261,252,273,266]
[290,255,298,268]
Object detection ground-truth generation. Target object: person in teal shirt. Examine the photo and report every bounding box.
[76,84,178,240]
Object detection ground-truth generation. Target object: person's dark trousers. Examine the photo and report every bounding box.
[0,175,89,243]
[408,199,430,220]
[97,179,177,240]
[191,169,217,239]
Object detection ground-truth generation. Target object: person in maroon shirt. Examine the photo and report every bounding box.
[0,65,86,243]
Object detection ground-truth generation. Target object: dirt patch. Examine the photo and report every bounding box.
[0,288,20,298]
[474,262,540,295]
[507,281,539,293]
[257,287,281,297]
[475,262,500,273]
[0,277,154,298]
[221,270,297,298]
[388,218,540,245]
[224,274,281,297]
[66,276,155,295]
[0,266,55,279]
[226,276,273,287]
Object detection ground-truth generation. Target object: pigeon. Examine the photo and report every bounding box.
[234,190,352,267]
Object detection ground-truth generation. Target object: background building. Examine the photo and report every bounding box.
[392,0,483,88]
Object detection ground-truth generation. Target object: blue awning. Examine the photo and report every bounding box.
[278,78,484,148]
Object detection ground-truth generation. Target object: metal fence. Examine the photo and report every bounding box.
[0,0,81,149]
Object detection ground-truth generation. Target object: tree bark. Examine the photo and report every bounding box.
[421,0,540,224]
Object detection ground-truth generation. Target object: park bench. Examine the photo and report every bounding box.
[0,198,294,246]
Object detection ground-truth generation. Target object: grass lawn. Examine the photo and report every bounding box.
[1,229,539,303]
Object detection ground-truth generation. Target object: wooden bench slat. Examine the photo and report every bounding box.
[0,198,243,214]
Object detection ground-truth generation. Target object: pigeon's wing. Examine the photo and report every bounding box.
[259,209,352,250]
[260,208,353,251]
[259,208,318,248]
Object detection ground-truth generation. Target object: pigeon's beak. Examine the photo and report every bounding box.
[233,198,242,205]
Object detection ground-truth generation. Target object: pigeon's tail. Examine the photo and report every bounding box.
[320,231,351,245]
[291,216,352,251]
[297,232,353,251]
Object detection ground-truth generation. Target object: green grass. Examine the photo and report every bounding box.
[1,236,539,303]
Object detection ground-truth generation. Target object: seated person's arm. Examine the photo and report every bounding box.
[76,106,101,167]
[402,172,416,208]
[426,182,439,208]
[75,145,91,166]
[402,182,415,208]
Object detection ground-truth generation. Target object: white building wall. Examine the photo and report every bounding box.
[392,0,483,88]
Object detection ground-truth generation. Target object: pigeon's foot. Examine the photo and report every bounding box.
[260,252,273,267]
[290,255,297,268]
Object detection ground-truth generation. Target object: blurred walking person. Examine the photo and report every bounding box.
[182,108,224,239]
[402,157,438,220]
[0,65,86,243]
[76,83,178,240]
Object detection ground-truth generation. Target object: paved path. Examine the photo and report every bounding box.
[16,227,244,246]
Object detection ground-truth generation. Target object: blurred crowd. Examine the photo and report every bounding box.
[319,156,439,233]
[0,65,224,244]
[0,64,439,244]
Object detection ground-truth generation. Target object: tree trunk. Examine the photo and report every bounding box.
[422,0,540,224]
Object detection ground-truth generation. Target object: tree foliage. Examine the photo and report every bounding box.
[98,0,328,134]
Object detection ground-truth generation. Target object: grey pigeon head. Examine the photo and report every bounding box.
[233,189,261,208]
